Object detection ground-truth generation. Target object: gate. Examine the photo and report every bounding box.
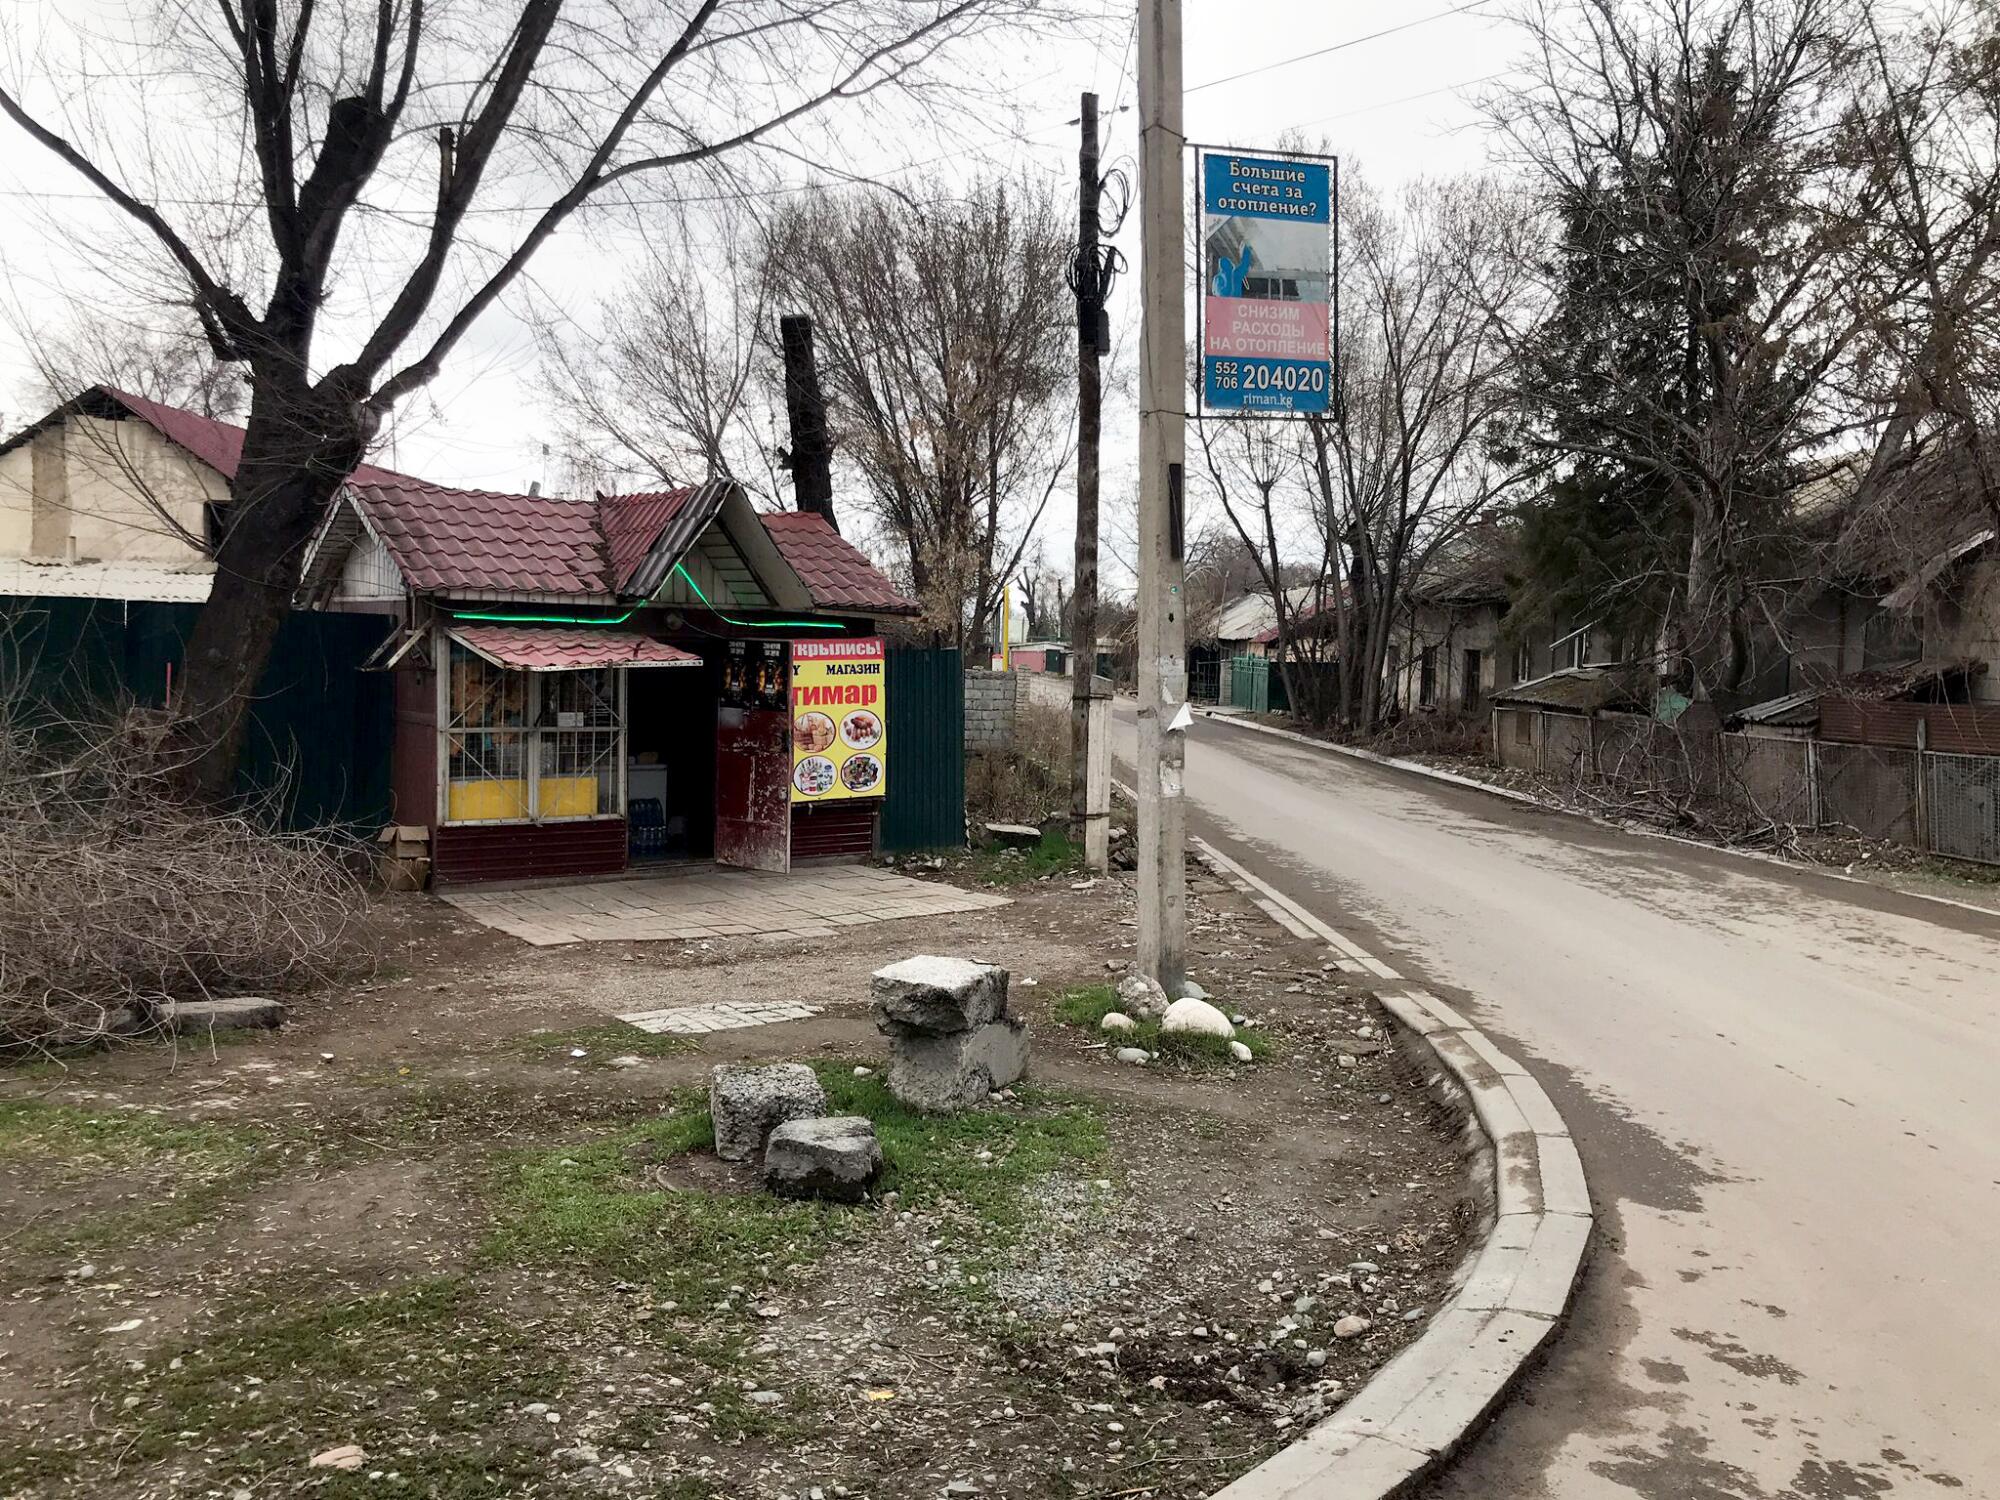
[1928,753,2000,865]
[1229,655,1270,715]
[879,646,965,852]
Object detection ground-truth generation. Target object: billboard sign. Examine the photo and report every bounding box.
[790,637,886,802]
[1200,151,1335,415]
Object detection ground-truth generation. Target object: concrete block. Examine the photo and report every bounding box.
[709,1063,827,1163]
[1505,1073,1570,1137]
[887,1019,1028,1113]
[164,997,285,1034]
[872,955,1009,1036]
[763,1115,882,1203]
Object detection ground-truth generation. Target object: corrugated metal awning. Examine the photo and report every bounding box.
[446,624,702,671]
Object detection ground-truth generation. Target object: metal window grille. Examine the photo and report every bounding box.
[444,641,624,825]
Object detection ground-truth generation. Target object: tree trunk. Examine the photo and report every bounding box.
[175,384,364,801]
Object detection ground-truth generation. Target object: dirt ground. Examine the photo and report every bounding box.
[0,851,1472,1500]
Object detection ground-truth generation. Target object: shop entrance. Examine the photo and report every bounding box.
[623,652,720,862]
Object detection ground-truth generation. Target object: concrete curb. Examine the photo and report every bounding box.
[1191,836,1593,1500]
[1197,708,2000,923]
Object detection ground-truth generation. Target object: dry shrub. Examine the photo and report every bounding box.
[966,702,1072,827]
[0,695,373,1054]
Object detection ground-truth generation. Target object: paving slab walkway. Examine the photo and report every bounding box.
[441,864,1007,948]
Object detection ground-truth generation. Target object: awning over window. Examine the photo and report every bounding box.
[446,624,703,671]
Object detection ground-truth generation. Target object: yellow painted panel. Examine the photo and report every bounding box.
[536,775,599,818]
[447,778,529,822]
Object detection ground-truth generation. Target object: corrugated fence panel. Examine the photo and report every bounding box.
[1820,697,2000,755]
[880,646,965,852]
[0,597,394,831]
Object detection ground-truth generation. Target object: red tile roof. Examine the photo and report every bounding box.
[599,488,695,591]
[22,387,917,616]
[448,625,701,671]
[96,387,404,486]
[761,512,918,614]
[351,474,611,596]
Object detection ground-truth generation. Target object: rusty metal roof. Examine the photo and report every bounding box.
[1491,666,1646,714]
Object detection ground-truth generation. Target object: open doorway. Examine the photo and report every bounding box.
[625,653,720,862]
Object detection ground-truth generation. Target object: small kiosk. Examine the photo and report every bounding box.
[299,476,917,885]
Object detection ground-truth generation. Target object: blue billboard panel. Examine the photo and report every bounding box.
[1200,153,1335,416]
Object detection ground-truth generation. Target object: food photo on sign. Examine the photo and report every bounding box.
[789,638,887,802]
[1200,151,1335,415]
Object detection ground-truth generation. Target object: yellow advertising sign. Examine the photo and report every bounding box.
[790,638,886,802]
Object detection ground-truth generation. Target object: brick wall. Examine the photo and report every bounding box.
[964,669,1028,751]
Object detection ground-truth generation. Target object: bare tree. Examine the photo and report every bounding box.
[1307,172,1537,729]
[762,179,1076,651]
[1492,0,1897,702]
[1836,2,2000,530]
[0,0,1080,795]
[538,202,782,498]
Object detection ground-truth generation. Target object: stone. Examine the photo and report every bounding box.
[871,956,1009,1036]
[763,1116,883,1204]
[983,823,1042,848]
[309,1445,365,1471]
[1306,1349,1328,1368]
[1098,1012,1137,1034]
[1333,1316,1372,1339]
[708,1063,827,1163]
[1229,1040,1254,1063]
[164,997,284,1034]
[886,1020,1029,1113]
[1180,980,1210,1001]
[1114,1047,1151,1066]
[1160,997,1234,1040]
[1116,974,1169,1020]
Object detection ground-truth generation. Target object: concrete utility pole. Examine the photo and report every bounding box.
[1136,0,1187,990]
[1071,90,1110,873]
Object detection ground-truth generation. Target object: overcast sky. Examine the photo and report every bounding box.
[0,0,1513,588]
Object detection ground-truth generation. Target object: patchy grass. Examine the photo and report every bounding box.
[970,829,1085,886]
[0,1098,264,1174]
[0,1099,292,1255]
[814,1066,1105,1240]
[511,1022,699,1065]
[0,1276,558,1497]
[483,1098,850,1305]
[1052,984,1273,1068]
[483,1069,1108,1309]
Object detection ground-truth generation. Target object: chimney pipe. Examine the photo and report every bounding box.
[779,313,837,531]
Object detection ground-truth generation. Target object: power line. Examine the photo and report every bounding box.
[1185,1,1500,96]
[1274,71,1510,135]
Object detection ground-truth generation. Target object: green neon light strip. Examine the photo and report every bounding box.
[448,562,843,630]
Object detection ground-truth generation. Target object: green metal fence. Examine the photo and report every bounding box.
[880,646,965,851]
[1,597,395,830]
[1229,655,1270,714]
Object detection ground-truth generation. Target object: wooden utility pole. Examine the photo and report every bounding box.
[1136,0,1187,990]
[1071,91,1109,872]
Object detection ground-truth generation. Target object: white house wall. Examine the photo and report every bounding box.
[335,530,406,601]
[0,414,227,564]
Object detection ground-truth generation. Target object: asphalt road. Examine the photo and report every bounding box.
[1113,707,2000,1500]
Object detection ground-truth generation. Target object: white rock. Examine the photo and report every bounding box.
[1160,997,1234,1039]
[1116,974,1170,1020]
[1180,980,1210,1001]
[1113,1047,1151,1066]
[1334,1316,1372,1339]
[309,1445,365,1471]
[1229,1040,1254,1063]
[1306,1349,1328,1368]
[1099,1011,1137,1034]
[607,1055,644,1069]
